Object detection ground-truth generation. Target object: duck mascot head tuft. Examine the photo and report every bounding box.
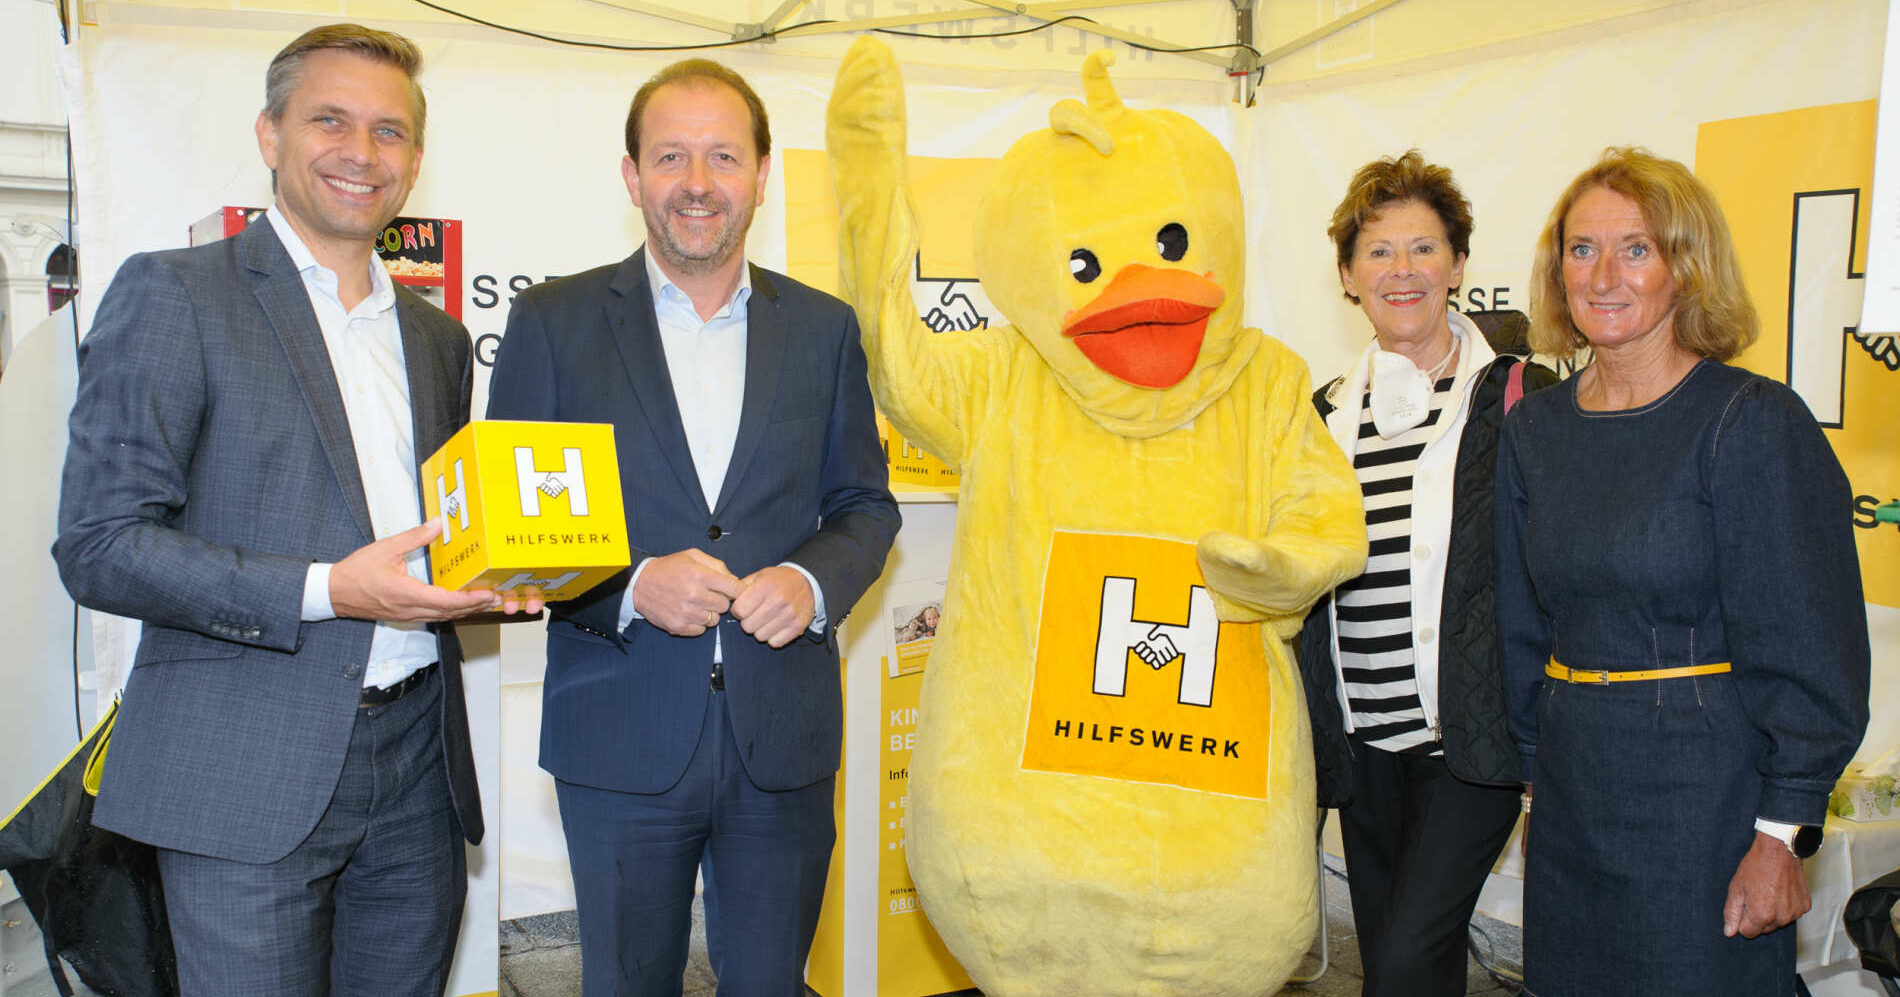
[827,37,1368,996]
[976,49,1252,433]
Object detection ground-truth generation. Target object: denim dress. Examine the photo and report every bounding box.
[1495,359,1869,996]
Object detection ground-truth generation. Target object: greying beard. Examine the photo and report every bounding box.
[651,227,744,276]
[648,197,753,277]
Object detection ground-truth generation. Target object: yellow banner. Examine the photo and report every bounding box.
[876,651,970,996]
[784,149,999,494]
[1022,531,1271,799]
[1697,101,1900,608]
[805,655,850,997]
[806,614,971,997]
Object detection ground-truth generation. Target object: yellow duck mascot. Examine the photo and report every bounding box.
[826,38,1368,996]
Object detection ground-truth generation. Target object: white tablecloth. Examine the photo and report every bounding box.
[1798,816,1900,975]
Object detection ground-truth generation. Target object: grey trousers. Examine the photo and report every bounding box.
[156,667,466,997]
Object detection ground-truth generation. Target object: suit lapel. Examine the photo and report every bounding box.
[607,249,709,512]
[244,221,376,542]
[395,291,446,458]
[396,290,455,584]
[712,264,783,518]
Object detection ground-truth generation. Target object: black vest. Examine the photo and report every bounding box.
[1297,355,1557,806]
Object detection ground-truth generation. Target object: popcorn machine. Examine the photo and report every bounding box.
[190,207,464,318]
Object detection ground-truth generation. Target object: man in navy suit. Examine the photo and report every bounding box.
[55,24,533,997]
[486,59,899,997]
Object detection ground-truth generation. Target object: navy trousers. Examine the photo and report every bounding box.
[156,667,466,997]
[557,689,835,997]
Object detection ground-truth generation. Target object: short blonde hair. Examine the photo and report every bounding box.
[1529,147,1757,360]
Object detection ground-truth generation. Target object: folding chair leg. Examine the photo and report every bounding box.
[1286,811,1331,986]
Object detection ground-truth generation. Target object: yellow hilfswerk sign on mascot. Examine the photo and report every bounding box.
[826,39,1367,996]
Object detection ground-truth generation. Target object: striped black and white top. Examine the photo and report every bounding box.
[1336,374,1457,756]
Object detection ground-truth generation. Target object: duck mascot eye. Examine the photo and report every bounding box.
[1069,248,1102,283]
[826,38,1369,996]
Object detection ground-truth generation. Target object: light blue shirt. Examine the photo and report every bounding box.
[616,248,826,642]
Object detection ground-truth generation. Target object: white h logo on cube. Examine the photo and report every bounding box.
[496,570,582,592]
[515,446,590,518]
[435,459,469,545]
[1092,578,1219,706]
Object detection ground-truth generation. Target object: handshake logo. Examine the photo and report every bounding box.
[435,459,469,545]
[516,447,590,518]
[1091,577,1219,707]
[908,253,995,334]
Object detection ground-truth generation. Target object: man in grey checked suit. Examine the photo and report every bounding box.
[54,24,532,996]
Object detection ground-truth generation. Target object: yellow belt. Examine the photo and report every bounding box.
[1545,658,1731,685]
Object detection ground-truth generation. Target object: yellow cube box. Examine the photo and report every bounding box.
[419,420,630,602]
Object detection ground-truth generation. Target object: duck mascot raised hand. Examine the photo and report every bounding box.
[825,38,1367,996]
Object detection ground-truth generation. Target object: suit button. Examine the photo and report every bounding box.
[343,663,362,680]
[707,525,723,541]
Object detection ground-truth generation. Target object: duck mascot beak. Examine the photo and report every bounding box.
[1061,262,1225,388]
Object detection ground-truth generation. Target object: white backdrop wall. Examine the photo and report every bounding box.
[0,308,82,825]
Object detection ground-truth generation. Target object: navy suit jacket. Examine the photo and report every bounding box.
[54,219,482,862]
[485,248,899,793]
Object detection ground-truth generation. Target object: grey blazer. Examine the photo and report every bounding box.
[54,218,482,863]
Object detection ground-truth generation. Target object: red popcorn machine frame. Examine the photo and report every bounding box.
[190,207,464,319]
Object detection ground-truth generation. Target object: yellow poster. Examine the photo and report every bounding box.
[805,657,850,997]
[1697,101,1900,608]
[876,640,970,996]
[806,587,971,997]
[1022,531,1272,799]
[783,150,999,494]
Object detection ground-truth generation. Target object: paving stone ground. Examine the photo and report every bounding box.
[498,856,1525,996]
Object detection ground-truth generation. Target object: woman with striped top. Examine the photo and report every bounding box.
[1297,151,1556,997]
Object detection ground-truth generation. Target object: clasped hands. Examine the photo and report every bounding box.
[633,549,814,648]
[330,521,545,622]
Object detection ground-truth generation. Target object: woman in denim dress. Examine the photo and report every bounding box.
[1497,147,1870,996]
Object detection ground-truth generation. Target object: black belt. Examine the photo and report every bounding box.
[710,659,725,691]
[360,662,437,708]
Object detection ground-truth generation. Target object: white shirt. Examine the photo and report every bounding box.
[274,209,437,690]
[616,248,826,639]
